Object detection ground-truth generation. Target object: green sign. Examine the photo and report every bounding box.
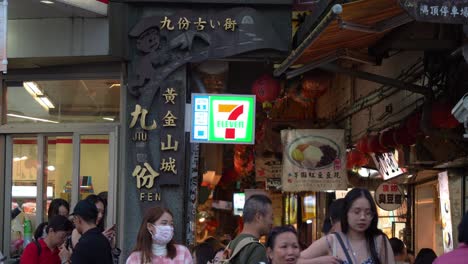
[191,93,255,144]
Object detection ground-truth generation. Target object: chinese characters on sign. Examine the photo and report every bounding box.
[281,129,348,192]
[399,0,468,24]
[160,16,237,31]
[374,183,404,211]
[130,87,182,201]
[419,4,468,18]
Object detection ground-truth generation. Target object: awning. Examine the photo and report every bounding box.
[274,0,413,78]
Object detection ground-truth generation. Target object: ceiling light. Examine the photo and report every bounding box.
[7,113,59,124]
[358,168,370,177]
[306,219,313,224]
[199,217,206,223]
[407,174,413,178]
[102,117,114,121]
[109,84,121,89]
[23,82,43,96]
[40,0,55,4]
[47,165,56,171]
[37,96,55,109]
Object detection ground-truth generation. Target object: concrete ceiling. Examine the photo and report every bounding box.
[8,0,104,19]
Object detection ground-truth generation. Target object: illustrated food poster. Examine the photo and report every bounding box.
[281,129,348,192]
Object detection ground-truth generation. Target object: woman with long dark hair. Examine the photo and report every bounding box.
[126,207,192,264]
[299,188,394,264]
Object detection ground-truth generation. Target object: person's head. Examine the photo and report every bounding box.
[323,198,344,234]
[243,194,273,236]
[266,226,300,264]
[44,215,74,248]
[414,248,437,264]
[458,210,468,244]
[389,237,407,261]
[134,207,176,262]
[85,194,106,229]
[71,199,98,234]
[342,188,383,264]
[48,199,70,220]
[209,248,224,264]
[406,249,415,264]
[194,242,215,264]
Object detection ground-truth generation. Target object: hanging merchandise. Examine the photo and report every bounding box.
[301,70,331,99]
[251,74,281,103]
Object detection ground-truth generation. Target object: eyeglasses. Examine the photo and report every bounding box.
[349,209,375,219]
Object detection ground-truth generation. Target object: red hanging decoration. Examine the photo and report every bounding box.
[393,126,417,146]
[251,74,281,103]
[301,70,331,99]
[431,102,459,129]
[347,150,368,169]
[405,112,422,137]
[367,134,387,153]
[356,135,371,153]
[379,129,397,148]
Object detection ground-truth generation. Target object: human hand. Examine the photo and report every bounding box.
[103,224,117,248]
[59,244,72,263]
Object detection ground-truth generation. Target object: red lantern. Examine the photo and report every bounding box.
[251,74,281,103]
[367,134,387,153]
[393,126,416,146]
[405,112,422,136]
[301,71,331,99]
[347,150,368,168]
[356,135,370,153]
[431,102,459,129]
[379,129,397,148]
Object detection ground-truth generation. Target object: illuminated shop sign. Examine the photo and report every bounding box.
[191,93,255,144]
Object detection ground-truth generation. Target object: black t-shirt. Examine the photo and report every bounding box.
[71,227,113,264]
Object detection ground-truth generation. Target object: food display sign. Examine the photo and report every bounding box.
[191,93,255,144]
[438,171,454,252]
[281,129,348,192]
[374,183,404,211]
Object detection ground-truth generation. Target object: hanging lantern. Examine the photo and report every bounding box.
[347,150,368,168]
[379,129,397,148]
[367,134,387,153]
[356,135,370,153]
[301,70,331,99]
[405,112,422,137]
[431,102,459,129]
[251,74,281,103]
[393,126,416,146]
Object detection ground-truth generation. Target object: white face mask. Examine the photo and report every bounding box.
[150,225,174,245]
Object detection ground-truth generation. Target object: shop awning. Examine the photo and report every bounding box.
[274,0,413,78]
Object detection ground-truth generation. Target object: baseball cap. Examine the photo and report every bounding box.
[71,200,98,222]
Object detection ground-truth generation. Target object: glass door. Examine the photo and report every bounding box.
[3,130,117,259]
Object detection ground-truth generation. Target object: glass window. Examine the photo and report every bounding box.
[10,137,39,257]
[79,135,109,200]
[7,80,120,124]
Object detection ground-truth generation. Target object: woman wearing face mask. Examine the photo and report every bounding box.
[299,188,394,264]
[266,225,301,264]
[126,207,192,264]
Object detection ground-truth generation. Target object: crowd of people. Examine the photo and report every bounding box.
[16,187,468,263]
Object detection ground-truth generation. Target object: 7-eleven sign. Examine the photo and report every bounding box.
[191,94,255,144]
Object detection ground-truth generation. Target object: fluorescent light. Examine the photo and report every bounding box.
[37,96,55,108]
[23,82,43,96]
[7,113,59,124]
[47,165,56,171]
[12,186,53,198]
[55,0,108,16]
[109,84,120,89]
[40,0,55,4]
[102,117,114,121]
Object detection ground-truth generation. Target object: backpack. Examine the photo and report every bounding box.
[219,237,262,264]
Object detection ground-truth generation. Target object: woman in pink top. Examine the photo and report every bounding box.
[126,207,192,264]
[433,210,468,264]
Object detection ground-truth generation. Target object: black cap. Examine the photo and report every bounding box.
[71,200,98,222]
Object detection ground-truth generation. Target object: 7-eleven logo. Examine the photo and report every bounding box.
[212,101,250,140]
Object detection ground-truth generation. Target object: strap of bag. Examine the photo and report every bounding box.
[229,237,259,261]
[333,233,353,264]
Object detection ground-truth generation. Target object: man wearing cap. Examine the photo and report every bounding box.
[69,199,113,264]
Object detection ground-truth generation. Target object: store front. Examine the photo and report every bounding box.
[0,65,123,259]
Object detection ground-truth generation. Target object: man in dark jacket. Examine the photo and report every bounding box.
[69,199,113,264]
